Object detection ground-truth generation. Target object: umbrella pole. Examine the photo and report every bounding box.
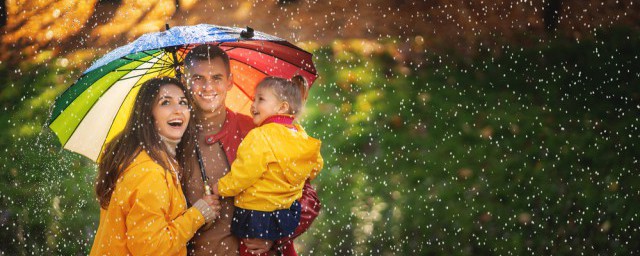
[195,142,212,195]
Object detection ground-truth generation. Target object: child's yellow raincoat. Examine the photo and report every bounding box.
[218,122,323,211]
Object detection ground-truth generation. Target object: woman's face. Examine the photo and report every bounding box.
[152,83,190,141]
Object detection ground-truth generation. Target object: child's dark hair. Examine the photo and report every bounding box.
[256,75,308,115]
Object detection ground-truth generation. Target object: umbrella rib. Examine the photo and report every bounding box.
[226,41,313,59]
[118,68,165,81]
[178,44,191,60]
[228,55,314,80]
[48,72,90,125]
[270,40,314,55]
[121,57,166,66]
[121,51,171,67]
[229,57,269,78]
[224,44,316,75]
[115,65,171,73]
[141,50,174,66]
[233,80,255,101]
[159,66,174,77]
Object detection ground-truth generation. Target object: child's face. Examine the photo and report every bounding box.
[250,87,287,125]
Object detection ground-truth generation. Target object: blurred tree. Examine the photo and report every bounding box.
[0,0,6,27]
[544,0,562,32]
[2,0,638,68]
[0,0,97,63]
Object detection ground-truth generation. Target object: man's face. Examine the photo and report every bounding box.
[184,57,233,115]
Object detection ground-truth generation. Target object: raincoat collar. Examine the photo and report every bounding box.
[260,114,296,129]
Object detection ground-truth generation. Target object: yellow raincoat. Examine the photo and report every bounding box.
[218,123,323,211]
[90,150,205,256]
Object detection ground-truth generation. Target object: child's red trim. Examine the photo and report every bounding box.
[260,114,296,129]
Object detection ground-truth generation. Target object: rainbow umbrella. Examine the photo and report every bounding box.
[48,24,317,162]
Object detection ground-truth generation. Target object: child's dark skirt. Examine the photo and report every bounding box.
[231,201,301,241]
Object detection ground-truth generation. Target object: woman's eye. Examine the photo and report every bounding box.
[161,100,170,105]
[179,100,188,105]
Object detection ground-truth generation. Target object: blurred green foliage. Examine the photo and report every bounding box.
[1,27,639,255]
[301,27,640,255]
[0,62,99,255]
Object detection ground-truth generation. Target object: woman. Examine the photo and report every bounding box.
[90,77,220,255]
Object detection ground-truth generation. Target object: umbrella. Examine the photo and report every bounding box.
[48,24,318,162]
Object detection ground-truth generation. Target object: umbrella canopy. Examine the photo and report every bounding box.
[48,24,318,162]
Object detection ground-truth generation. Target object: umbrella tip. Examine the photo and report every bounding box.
[165,23,170,31]
[240,26,254,39]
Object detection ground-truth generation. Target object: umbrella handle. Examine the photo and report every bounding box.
[195,139,212,195]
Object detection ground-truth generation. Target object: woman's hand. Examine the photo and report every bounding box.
[202,194,221,218]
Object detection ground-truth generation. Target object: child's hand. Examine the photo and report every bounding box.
[212,183,220,196]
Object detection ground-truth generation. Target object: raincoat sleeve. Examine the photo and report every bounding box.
[218,129,275,197]
[124,168,205,255]
[309,147,323,181]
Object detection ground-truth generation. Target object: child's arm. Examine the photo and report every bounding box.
[217,129,275,197]
[309,146,323,181]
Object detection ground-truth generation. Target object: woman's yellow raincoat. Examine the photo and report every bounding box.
[90,150,205,256]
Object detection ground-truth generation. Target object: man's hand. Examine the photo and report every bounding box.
[243,238,274,255]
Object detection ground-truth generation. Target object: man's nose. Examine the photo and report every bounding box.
[202,80,215,90]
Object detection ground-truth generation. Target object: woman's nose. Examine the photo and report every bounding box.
[172,103,185,113]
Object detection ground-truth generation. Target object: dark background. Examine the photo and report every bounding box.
[1,0,639,254]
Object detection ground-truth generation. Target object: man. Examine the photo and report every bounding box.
[181,44,320,255]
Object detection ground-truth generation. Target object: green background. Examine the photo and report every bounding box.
[1,27,639,254]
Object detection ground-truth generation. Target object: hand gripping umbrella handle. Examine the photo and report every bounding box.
[195,141,212,195]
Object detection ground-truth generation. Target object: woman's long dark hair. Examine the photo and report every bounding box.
[95,77,197,209]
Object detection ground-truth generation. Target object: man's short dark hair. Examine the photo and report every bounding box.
[184,44,231,75]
